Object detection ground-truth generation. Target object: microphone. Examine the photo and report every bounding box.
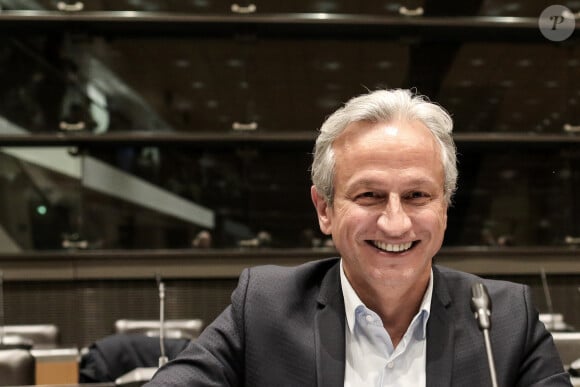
[540,267,554,317]
[470,282,498,387]
[115,275,168,386]
[0,270,4,347]
[540,267,557,331]
[471,282,491,330]
[157,276,168,367]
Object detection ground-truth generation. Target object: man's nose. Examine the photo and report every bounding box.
[377,194,412,236]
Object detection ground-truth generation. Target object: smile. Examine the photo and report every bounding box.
[369,240,416,253]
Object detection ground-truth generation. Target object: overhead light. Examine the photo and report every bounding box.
[175,59,190,68]
[227,59,244,68]
[376,60,392,69]
[323,61,341,71]
[470,58,485,67]
[193,0,210,7]
[191,81,205,89]
[36,205,48,216]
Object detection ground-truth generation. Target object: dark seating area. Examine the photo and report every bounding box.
[79,333,190,384]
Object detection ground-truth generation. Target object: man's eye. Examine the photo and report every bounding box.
[354,192,380,202]
[407,191,431,201]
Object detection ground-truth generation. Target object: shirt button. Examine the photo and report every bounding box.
[387,362,394,369]
[365,315,373,323]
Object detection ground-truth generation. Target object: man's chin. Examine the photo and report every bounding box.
[368,264,431,286]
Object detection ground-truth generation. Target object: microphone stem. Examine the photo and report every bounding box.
[483,329,498,387]
[159,281,168,367]
[0,270,4,346]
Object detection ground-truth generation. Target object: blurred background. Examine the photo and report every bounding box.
[0,0,578,374]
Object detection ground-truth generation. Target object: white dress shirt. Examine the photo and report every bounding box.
[340,260,433,387]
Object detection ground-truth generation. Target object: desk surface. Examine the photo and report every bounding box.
[11,380,580,387]
[13,384,114,387]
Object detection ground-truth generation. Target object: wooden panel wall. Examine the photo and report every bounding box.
[3,273,580,348]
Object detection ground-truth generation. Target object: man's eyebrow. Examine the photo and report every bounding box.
[349,176,439,187]
[406,177,440,186]
[347,178,383,189]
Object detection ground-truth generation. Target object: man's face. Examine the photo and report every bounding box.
[311,119,448,294]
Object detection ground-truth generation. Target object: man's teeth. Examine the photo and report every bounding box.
[373,241,413,252]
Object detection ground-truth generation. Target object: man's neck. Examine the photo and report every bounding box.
[356,277,430,348]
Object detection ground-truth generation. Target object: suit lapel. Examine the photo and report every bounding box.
[426,266,455,387]
[315,263,346,387]
[313,262,456,386]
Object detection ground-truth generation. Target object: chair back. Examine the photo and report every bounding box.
[3,324,59,348]
[552,331,580,367]
[0,349,35,386]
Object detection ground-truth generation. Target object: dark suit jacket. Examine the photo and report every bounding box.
[145,258,571,386]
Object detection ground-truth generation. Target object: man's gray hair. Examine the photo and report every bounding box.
[311,89,457,205]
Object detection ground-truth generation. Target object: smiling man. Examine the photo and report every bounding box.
[145,89,571,386]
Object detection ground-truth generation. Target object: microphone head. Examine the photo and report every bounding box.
[470,282,492,330]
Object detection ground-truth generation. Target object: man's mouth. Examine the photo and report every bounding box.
[368,240,418,253]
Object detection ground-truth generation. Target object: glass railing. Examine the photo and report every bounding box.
[0,4,578,253]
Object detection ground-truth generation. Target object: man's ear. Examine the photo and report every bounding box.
[311,185,332,235]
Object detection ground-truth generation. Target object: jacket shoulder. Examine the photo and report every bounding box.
[244,257,340,288]
[434,264,525,291]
